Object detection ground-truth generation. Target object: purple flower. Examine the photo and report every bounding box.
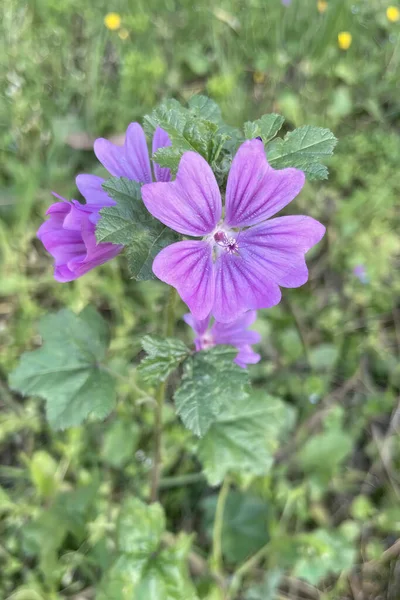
[281,0,292,5]
[37,186,123,282]
[184,310,261,368]
[92,123,171,190]
[142,139,325,323]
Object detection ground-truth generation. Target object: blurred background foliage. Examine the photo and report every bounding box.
[0,0,400,598]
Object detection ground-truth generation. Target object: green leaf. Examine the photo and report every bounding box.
[267,126,337,180]
[174,346,249,438]
[99,498,198,600]
[203,491,269,563]
[144,100,229,173]
[244,114,285,143]
[188,94,222,122]
[293,528,356,585]
[138,335,190,384]
[244,569,283,600]
[96,177,178,280]
[198,392,296,485]
[9,308,116,430]
[117,497,165,555]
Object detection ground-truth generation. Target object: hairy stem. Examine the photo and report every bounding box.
[149,287,178,503]
[211,475,231,579]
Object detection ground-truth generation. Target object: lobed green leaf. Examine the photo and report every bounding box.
[174,346,248,438]
[267,125,338,180]
[198,392,296,485]
[244,113,285,143]
[9,308,116,430]
[138,335,190,384]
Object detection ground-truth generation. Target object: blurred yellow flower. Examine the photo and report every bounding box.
[118,28,129,40]
[338,31,352,50]
[104,12,121,31]
[387,6,400,22]
[253,71,266,84]
[317,0,328,13]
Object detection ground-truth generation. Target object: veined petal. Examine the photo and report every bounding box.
[238,215,325,288]
[225,139,305,227]
[152,127,172,182]
[142,152,221,236]
[213,252,281,323]
[153,241,215,319]
[94,123,152,183]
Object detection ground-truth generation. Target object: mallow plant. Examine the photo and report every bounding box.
[10,96,337,598]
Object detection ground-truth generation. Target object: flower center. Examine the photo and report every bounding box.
[213,230,239,254]
[197,331,215,351]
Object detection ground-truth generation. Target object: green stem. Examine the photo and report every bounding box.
[227,543,270,599]
[149,288,178,503]
[211,475,231,578]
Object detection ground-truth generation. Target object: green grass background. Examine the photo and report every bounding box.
[1,0,400,598]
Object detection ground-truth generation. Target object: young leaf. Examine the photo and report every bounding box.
[266,125,337,180]
[9,308,116,430]
[244,114,285,143]
[144,100,230,173]
[117,497,165,555]
[188,94,222,122]
[174,346,248,438]
[138,335,190,384]
[197,392,296,485]
[96,177,178,280]
[99,498,198,600]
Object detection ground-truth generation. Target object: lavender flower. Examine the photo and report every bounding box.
[142,139,325,323]
[184,311,261,368]
[37,186,122,282]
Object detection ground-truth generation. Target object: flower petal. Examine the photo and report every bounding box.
[76,174,115,207]
[153,241,215,319]
[213,252,281,323]
[212,311,261,347]
[142,152,221,236]
[235,345,261,368]
[183,313,210,336]
[94,123,152,183]
[225,139,305,227]
[238,215,325,288]
[152,127,172,182]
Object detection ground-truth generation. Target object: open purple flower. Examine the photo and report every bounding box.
[142,139,325,323]
[37,185,122,282]
[184,310,261,368]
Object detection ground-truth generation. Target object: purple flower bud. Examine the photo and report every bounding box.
[37,195,122,282]
[353,264,369,284]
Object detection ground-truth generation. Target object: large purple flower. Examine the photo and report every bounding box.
[184,310,261,369]
[37,187,122,282]
[142,139,325,323]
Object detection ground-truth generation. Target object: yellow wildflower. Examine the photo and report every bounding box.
[317,0,328,13]
[338,31,352,50]
[387,6,400,22]
[253,71,266,84]
[104,12,121,31]
[118,28,129,40]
